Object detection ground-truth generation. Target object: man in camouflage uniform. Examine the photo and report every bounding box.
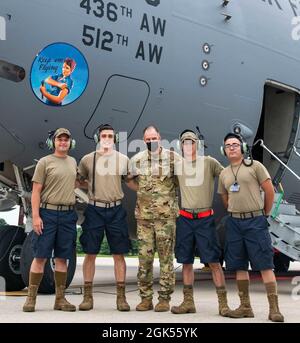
[127,125,179,312]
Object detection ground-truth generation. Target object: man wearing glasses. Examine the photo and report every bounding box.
[77,124,131,312]
[218,133,284,322]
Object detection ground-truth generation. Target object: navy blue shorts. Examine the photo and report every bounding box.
[175,215,221,264]
[225,216,274,271]
[80,204,130,255]
[31,208,77,259]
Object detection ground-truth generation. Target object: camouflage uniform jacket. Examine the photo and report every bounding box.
[129,148,179,220]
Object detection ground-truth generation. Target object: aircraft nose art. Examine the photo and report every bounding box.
[84,74,150,139]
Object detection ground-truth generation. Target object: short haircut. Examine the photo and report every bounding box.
[143,125,160,136]
[224,132,243,144]
[98,124,114,135]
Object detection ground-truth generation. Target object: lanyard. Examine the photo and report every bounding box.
[230,162,243,184]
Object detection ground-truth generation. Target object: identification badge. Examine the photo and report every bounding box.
[230,182,240,192]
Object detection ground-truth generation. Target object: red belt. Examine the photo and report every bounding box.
[179,209,214,219]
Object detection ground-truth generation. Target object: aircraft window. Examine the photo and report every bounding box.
[0,60,25,82]
[84,74,150,140]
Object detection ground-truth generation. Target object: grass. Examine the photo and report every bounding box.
[76,253,139,258]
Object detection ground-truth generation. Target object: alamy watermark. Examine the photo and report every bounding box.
[93,133,206,186]
[291,276,300,301]
[0,16,6,41]
[291,16,300,40]
[0,276,6,301]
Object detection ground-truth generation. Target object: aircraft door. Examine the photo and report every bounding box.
[84,74,150,140]
[252,81,300,209]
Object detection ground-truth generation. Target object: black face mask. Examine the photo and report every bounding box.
[146,141,159,152]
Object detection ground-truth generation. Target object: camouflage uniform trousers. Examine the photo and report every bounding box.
[137,219,176,301]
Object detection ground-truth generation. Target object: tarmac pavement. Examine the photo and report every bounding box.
[0,257,299,323]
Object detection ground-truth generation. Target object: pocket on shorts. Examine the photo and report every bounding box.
[174,240,184,256]
[120,206,127,220]
[259,237,273,253]
[224,237,242,258]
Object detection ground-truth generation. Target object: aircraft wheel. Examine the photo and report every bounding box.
[20,231,77,294]
[274,252,290,273]
[0,226,26,291]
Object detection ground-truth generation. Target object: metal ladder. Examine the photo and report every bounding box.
[254,140,300,261]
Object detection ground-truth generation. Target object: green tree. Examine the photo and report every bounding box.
[76,226,84,254]
[76,226,139,256]
[129,239,139,256]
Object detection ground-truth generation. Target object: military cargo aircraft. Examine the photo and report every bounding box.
[1,0,300,293]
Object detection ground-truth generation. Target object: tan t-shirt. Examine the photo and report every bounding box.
[32,154,77,205]
[217,160,271,213]
[78,150,128,202]
[176,156,223,210]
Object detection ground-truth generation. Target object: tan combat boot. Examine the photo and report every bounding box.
[116,282,130,311]
[23,272,43,312]
[216,287,231,317]
[79,282,93,311]
[171,285,196,314]
[154,298,170,312]
[53,271,76,312]
[267,294,284,322]
[265,282,284,322]
[136,298,153,311]
[228,280,254,318]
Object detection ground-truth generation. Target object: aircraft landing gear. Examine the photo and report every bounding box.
[273,252,290,273]
[0,225,26,291]
[0,164,80,293]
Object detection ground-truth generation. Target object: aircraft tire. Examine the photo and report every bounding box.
[273,252,290,273]
[20,231,77,294]
[0,225,26,291]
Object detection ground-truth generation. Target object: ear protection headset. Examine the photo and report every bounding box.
[93,124,119,144]
[46,129,76,150]
[177,129,201,151]
[220,132,249,156]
